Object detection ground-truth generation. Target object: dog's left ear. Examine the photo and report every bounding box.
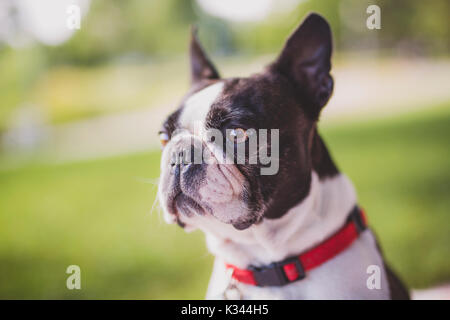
[272,13,333,117]
[190,27,220,85]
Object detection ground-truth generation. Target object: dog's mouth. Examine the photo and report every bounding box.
[168,190,260,230]
[161,159,260,230]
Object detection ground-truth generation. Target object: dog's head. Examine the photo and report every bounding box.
[158,14,335,231]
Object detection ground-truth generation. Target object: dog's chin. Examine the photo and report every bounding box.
[168,193,259,231]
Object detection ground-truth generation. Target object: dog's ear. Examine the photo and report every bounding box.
[190,27,220,85]
[272,13,333,117]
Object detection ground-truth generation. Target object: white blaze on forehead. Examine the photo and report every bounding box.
[179,82,224,134]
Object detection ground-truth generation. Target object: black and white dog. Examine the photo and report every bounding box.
[157,13,409,299]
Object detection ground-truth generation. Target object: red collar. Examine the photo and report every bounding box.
[225,206,368,287]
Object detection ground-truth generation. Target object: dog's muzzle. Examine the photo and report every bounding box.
[158,134,258,230]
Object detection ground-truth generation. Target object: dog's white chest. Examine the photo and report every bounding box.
[207,229,390,300]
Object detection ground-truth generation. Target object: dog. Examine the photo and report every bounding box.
[157,13,410,299]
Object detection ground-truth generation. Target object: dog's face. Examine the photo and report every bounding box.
[158,14,335,231]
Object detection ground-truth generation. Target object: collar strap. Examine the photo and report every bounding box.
[225,206,367,287]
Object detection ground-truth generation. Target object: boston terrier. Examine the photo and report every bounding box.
[157,13,410,299]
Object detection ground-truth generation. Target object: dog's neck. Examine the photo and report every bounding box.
[189,170,357,269]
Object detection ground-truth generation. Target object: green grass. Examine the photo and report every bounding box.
[0,153,211,299]
[0,106,449,299]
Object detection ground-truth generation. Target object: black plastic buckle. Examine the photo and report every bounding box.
[347,206,367,234]
[249,257,305,287]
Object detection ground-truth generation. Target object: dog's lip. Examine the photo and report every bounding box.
[232,215,260,230]
[168,190,260,230]
[171,192,208,217]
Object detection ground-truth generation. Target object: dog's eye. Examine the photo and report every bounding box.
[159,132,169,148]
[228,128,248,143]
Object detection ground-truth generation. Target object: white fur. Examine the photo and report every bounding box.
[179,82,224,134]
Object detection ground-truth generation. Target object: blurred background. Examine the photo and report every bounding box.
[0,0,449,299]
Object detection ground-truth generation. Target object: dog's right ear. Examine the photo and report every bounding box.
[190,27,220,85]
[271,13,333,118]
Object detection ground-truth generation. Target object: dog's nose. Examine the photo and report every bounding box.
[170,153,180,176]
[170,151,183,167]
